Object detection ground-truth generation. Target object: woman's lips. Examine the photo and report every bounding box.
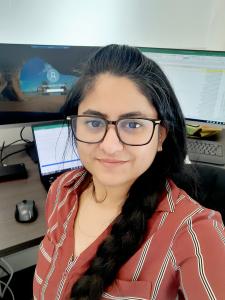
[97,158,128,166]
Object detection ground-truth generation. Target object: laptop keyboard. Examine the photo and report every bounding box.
[187,138,225,165]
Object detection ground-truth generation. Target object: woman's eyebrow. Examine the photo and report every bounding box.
[81,109,148,118]
[82,109,108,118]
[119,111,147,118]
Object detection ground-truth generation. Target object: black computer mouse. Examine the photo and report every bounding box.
[15,199,38,223]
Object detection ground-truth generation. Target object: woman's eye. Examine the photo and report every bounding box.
[121,121,141,129]
[127,122,140,128]
[86,120,104,128]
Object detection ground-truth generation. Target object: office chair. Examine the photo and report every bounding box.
[174,163,225,224]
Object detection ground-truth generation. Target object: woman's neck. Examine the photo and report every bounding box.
[91,176,133,209]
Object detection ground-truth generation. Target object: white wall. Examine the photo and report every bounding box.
[0,0,224,49]
[0,0,225,271]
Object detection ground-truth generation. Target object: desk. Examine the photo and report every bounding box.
[0,145,47,256]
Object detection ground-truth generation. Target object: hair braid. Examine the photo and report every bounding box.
[71,170,165,300]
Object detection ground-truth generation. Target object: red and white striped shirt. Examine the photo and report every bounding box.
[33,168,225,300]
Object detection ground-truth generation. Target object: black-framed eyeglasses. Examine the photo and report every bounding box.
[67,115,161,146]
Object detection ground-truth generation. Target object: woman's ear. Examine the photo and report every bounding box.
[158,126,167,152]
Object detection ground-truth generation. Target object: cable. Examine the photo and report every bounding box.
[20,126,32,144]
[1,127,31,150]
[0,258,14,300]
[0,280,15,300]
[1,148,26,164]
[3,139,25,149]
[0,141,5,166]
[0,127,31,165]
[0,265,10,277]
[0,139,26,165]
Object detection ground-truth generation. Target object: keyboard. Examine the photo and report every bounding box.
[187,138,225,165]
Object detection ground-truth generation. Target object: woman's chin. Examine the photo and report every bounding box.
[92,170,136,190]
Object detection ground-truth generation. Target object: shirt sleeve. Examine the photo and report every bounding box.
[172,209,225,300]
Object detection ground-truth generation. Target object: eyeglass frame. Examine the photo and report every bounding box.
[67,115,161,146]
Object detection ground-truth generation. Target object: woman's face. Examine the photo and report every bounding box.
[77,73,166,189]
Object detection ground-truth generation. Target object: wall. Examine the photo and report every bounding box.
[0,0,225,271]
[1,0,225,49]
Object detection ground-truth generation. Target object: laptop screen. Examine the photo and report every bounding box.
[32,121,83,176]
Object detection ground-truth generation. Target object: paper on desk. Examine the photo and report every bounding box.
[186,124,222,138]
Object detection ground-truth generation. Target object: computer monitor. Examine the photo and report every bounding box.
[140,47,225,127]
[0,43,99,180]
[0,43,99,126]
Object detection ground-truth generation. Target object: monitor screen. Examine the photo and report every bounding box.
[0,43,99,126]
[140,47,225,127]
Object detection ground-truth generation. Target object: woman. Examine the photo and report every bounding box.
[33,44,225,300]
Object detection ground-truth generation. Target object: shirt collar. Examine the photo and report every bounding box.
[156,179,180,213]
[62,167,87,188]
[63,171,179,213]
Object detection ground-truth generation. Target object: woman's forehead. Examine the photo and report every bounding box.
[78,74,158,118]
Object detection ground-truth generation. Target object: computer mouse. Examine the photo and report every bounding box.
[15,199,38,223]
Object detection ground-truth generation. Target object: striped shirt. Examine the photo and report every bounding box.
[33,168,225,300]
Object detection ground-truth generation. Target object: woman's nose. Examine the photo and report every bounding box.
[99,126,124,154]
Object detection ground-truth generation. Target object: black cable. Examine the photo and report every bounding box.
[0,140,26,165]
[0,265,10,277]
[20,126,32,144]
[0,141,5,166]
[0,127,31,165]
[2,139,24,149]
[1,148,26,164]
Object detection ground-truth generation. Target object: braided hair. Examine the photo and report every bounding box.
[62,44,187,299]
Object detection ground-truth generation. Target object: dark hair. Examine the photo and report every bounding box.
[63,44,187,299]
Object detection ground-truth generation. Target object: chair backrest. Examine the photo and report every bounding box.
[174,163,225,223]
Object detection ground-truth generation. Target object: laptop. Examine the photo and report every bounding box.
[32,121,83,190]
